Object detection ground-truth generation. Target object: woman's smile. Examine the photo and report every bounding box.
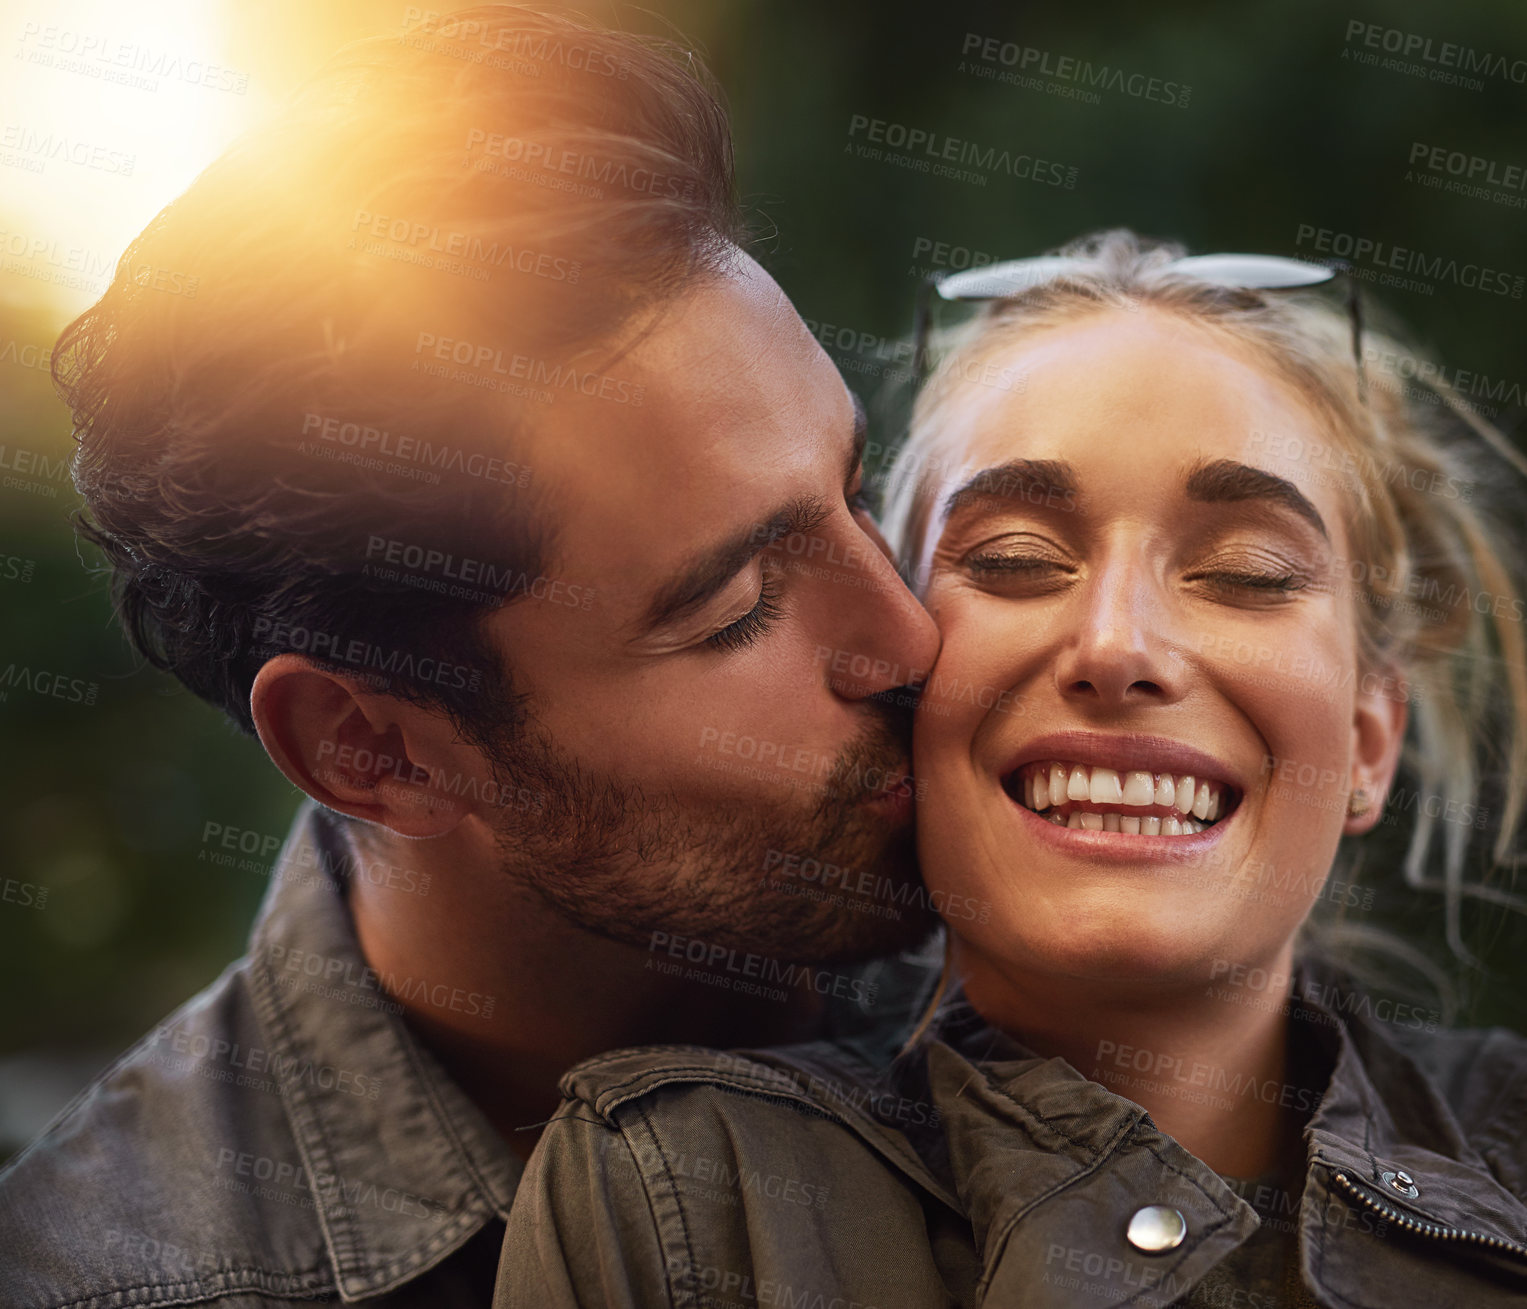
[1000,730,1243,838]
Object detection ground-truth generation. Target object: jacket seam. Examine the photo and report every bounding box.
[974,1065,1141,1159]
[634,1101,699,1309]
[589,1065,816,1107]
[578,1041,964,1207]
[593,1073,839,1127]
[247,956,365,1285]
[389,1028,511,1260]
[974,1111,1139,1299]
[248,959,500,1298]
[37,1264,336,1309]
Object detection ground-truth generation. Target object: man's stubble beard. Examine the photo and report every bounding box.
[481,712,937,964]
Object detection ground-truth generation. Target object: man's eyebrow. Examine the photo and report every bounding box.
[942,459,1080,519]
[1184,458,1328,540]
[639,497,826,634]
[638,402,865,637]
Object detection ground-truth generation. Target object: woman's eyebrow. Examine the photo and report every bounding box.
[941,459,1080,519]
[1184,458,1329,540]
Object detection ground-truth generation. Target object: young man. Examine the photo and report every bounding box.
[0,6,938,1306]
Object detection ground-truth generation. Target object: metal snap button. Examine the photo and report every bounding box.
[1382,1169,1419,1198]
[1126,1205,1188,1253]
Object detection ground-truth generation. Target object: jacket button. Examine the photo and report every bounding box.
[1126,1206,1188,1253]
[1382,1170,1420,1198]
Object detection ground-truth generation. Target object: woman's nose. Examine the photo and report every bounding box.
[1050,560,1186,709]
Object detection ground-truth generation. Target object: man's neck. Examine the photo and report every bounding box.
[344,823,829,1160]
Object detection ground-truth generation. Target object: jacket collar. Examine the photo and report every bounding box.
[921,978,1527,1301]
[244,803,520,1301]
[908,1018,1260,1306]
[1298,975,1527,1265]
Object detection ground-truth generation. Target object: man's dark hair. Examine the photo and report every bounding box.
[53,4,744,750]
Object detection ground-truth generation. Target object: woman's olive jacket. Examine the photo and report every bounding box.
[492,980,1527,1308]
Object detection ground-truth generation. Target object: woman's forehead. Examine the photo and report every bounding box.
[916,310,1351,553]
[935,313,1318,466]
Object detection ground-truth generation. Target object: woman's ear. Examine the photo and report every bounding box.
[1345,664,1409,835]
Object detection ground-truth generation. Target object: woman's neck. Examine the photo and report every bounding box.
[958,946,1306,1178]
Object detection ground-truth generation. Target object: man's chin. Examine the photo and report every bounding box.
[486,721,933,965]
[516,814,936,965]
[748,824,937,963]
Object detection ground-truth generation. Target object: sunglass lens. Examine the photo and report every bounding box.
[1167,253,1336,288]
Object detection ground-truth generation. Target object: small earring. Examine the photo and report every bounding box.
[1347,787,1372,818]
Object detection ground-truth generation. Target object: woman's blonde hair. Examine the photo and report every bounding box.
[885,228,1527,980]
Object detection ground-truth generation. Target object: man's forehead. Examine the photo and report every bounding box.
[514,264,851,582]
[537,262,827,437]
[626,260,827,420]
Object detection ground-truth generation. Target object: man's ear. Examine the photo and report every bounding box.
[1345,664,1410,836]
[250,654,487,838]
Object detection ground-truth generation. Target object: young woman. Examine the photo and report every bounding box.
[492,231,1527,1308]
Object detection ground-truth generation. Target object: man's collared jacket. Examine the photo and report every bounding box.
[0,800,916,1309]
[0,803,523,1307]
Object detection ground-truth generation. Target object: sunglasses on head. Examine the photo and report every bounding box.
[912,251,1365,396]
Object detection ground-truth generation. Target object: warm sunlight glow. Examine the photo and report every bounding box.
[0,0,270,318]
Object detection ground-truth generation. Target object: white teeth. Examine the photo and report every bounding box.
[1089,767,1124,805]
[1192,780,1212,820]
[1175,775,1196,815]
[1019,760,1232,835]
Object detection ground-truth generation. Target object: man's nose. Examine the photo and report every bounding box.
[817,527,940,701]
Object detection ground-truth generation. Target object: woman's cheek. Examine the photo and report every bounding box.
[913,596,1027,894]
[1210,636,1352,919]
[922,588,1029,715]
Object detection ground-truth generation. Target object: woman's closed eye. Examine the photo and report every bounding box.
[959,534,1077,593]
[1196,569,1308,592]
[1184,549,1316,604]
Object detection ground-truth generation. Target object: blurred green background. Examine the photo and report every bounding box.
[2,0,1524,1159]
